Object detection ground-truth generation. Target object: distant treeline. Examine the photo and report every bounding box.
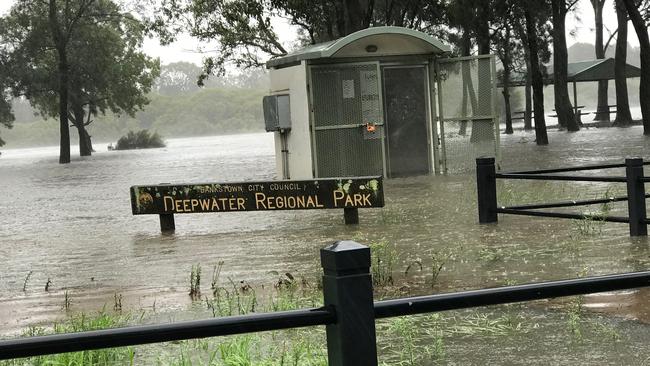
[2,62,268,148]
[4,87,266,148]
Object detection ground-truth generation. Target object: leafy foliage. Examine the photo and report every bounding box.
[0,0,160,157]
[147,0,447,82]
[115,130,166,150]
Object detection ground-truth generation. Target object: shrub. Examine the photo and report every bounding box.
[115,129,165,150]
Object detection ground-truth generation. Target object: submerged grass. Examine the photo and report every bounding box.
[1,253,634,365]
[0,311,135,366]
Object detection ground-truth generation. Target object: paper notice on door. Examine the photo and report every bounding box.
[342,80,355,98]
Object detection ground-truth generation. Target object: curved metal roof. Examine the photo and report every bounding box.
[267,26,451,69]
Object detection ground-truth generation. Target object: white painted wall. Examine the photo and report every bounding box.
[268,61,313,179]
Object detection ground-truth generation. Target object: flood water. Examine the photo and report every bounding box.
[1,127,650,364]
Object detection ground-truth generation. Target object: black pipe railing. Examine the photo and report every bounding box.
[0,308,335,360]
[508,162,627,175]
[501,195,635,210]
[477,157,648,237]
[1,241,649,366]
[495,173,627,183]
[374,271,650,318]
[507,160,650,175]
[496,208,630,223]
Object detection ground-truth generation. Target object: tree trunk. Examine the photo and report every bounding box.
[72,103,92,156]
[525,9,548,145]
[57,55,70,163]
[502,23,514,134]
[471,9,495,143]
[343,0,372,35]
[459,32,476,136]
[49,0,70,164]
[622,0,650,134]
[551,0,578,131]
[592,0,610,121]
[525,61,533,130]
[613,0,633,126]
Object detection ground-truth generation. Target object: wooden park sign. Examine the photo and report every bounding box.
[130,176,384,232]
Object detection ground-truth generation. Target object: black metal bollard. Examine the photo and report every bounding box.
[476,157,498,223]
[321,241,378,366]
[159,214,175,233]
[625,158,647,236]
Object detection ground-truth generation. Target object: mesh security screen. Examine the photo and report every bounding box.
[310,64,384,178]
[437,56,498,173]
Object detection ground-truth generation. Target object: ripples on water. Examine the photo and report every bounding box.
[1,128,649,363]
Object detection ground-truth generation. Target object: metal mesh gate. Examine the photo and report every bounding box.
[436,55,499,173]
[310,64,384,178]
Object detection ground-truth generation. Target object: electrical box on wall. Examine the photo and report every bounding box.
[263,95,291,132]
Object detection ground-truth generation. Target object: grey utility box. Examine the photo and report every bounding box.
[263,94,291,132]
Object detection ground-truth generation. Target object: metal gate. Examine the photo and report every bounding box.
[309,63,385,178]
[436,55,499,173]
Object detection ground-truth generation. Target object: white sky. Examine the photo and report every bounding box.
[0,0,638,66]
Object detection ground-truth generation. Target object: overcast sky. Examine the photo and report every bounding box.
[0,0,637,66]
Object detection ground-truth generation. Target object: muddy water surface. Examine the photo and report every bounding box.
[1,127,650,364]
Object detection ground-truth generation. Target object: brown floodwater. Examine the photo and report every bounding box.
[1,127,649,364]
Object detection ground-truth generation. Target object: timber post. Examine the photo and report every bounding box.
[159,214,175,233]
[625,158,647,236]
[321,241,378,366]
[343,208,359,225]
[476,157,498,223]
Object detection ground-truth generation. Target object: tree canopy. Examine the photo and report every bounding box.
[0,0,160,160]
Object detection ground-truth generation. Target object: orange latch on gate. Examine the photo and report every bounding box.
[365,123,376,132]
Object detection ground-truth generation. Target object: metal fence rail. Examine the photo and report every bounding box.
[507,160,650,175]
[495,173,627,183]
[374,271,650,318]
[477,157,648,236]
[0,308,335,360]
[500,194,636,210]
[1,241,649,365]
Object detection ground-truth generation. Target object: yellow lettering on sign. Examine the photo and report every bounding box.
[297,196,306,208]
[315,195,324,208]
[237,198,245,210]
[353,194,362,206]
[211,198,220,211]
[182,200,190,212]
[219,198,228,208]
[287,196,296,208]
[333,190,345,207]
[200,199,210,210]
[267,196,275,209]
[344,194,354,206]
[362,193,371,206]
[191,199,199,211]
[164,196,174,211]
[255,193,266,209]
[175,200,183,212]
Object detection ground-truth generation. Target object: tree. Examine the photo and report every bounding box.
[523,4,549,145]
[493,0,523,135]
[1,0,159,160]
[0,92,13,147]
[550,0,578,131]
[149,0,446,80]
[621,0,650,134]
[613,0,634,126]
[156,62,205,95]
[591,0,610,121]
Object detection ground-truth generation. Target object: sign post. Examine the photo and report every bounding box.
[130,177,384,233]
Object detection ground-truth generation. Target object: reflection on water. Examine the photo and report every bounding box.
[1,128,650,363]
